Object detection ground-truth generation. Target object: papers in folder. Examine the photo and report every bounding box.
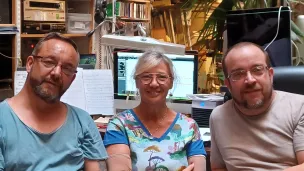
[14,69,114,115]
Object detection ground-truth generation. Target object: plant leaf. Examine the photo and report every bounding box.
[291,20,304,38]
[291,30,304,44]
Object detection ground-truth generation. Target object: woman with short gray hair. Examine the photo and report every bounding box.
[104,50,206,171]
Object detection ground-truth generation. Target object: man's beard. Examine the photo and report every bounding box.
[232,84,273,110]
[233,96,265,109]
[29,75,66,103]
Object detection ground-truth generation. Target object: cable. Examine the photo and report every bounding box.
[264,6,283,51]
[87,20,118,37]
[264,0,268,7]
[0,52,20,59]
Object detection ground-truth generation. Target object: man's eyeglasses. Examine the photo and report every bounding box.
[137,73,171,85]
[32,55,77,76]
[228,65,269,81]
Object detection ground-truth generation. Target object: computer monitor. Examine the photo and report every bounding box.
[113,49,198,114]
[79,54,96,66]
[226,7,292,67]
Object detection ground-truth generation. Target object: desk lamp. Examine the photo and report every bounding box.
[87,21,186,55]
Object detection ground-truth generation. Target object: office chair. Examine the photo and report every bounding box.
[273,66,304,95]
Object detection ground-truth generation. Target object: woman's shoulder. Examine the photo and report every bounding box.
[172,113,199,131]
[176,113,197,124]
[110,109,136,124]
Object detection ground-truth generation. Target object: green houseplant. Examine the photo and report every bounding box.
[181,0,304,51]
[179,0,304,93]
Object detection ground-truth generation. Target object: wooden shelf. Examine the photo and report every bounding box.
[118,0,150,3]
[0,24,16,27]
[153,4,181,10]
[118,17,150,22]
[21,33,87,38]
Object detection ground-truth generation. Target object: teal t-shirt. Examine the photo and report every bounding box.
[0,100,108,171]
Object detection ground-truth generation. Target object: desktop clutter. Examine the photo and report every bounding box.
[94,92,226,137]
[94,116,111,132]
[187,93,225,147]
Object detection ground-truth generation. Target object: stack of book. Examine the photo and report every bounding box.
[107,1,148,19]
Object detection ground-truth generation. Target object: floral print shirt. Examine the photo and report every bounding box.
[104,109,206,171]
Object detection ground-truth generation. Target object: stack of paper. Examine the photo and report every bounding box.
[14,69,114,115]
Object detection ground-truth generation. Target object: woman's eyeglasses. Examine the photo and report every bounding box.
[137,73,171,85]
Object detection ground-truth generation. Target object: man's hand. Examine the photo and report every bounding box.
[183,163,194,171]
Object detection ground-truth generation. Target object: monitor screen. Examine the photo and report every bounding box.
[114,49,198,102]
[226,7,292,67]
[79,54,96,66]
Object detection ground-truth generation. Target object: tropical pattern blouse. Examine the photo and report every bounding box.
[103,109,206,171]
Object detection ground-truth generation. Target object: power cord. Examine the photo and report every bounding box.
[264,0,268,7]
[0,52,20,59]
[263,5,303,66]
[264,6,283,51]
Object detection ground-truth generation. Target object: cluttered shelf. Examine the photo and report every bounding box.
[20,33,87,38]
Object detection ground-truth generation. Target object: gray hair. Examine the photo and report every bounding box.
[31,32,79,56]
[132,50,176,80]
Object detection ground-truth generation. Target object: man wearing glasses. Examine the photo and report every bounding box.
[0,32,107,170]
[210,42,304,171]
